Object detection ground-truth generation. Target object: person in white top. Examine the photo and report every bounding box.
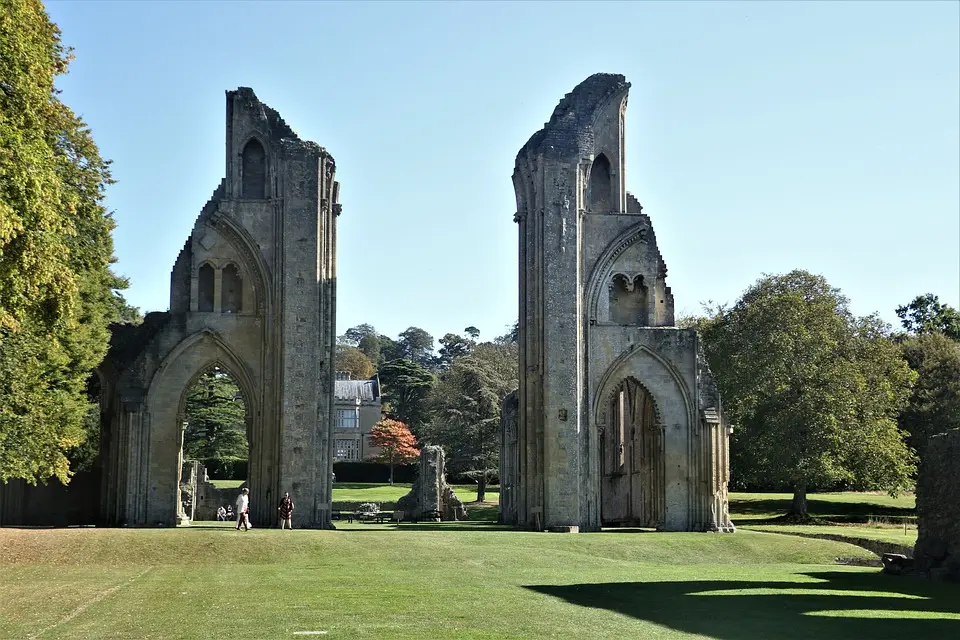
[235,488,250,531]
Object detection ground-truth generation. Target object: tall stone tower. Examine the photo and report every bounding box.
[501,74,734,533]
[84,88,341,528]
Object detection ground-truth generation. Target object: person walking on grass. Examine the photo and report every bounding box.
[278,492,294,529]
[235,487,250,531]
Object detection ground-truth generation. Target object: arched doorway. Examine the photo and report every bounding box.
[179,364,250,523]
[599,376,664,528]
[142,330,266,527]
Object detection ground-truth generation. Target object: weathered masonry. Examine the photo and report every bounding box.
[500,73,735,533]
[1,88,340,528]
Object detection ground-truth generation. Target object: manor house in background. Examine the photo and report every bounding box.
[333,372,384,462]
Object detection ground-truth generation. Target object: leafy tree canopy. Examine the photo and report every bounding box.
[424,341,518,501]
[368,418,419,484]
[899,332,960,450]
[0,1,128,484]
[896,294,960,341]
[183,367,248,461]
[699,270,916,517]
[396,326,435,368]
[436,330,476,370]
[494,321,518,345]
[378,358,435,432]
[335,345,375,380]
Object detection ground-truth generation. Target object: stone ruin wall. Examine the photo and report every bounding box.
[397,446,467,521]
[913,429,960,581]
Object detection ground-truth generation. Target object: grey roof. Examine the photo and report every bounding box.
[334,378,380,402]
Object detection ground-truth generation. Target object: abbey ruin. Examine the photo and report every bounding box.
[500,73,735,533]
[3,76,734,535]
[1,88,341,529]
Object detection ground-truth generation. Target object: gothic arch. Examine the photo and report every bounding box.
[143,329,262,526]
[586,221,650,325]
[598,375,665,527]
[197,262,215,312]
[609,273,648,326]
[587,153,612,212]
[592,343,697,531]
[148,329,258,413]
[220,262,243,313]
[592,342,693,424]
[240,137,267,199]
[207,211,272,315]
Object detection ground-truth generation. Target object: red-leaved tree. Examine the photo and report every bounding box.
[368,419,419,484]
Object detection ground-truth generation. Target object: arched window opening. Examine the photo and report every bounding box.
[600,377,664,528]
[198,264,215,312]
[587,153,612,212]
[180,365,250,522]
[221,264,243,313]
[241,139,266,199]
[609,274,648,326]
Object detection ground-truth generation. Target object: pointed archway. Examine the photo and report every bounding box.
[599,377,664,527]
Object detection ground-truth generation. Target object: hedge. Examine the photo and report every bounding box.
[333,461,417,483]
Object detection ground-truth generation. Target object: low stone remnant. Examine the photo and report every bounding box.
[913,430,960,582]
[881,553,914,575]
[397,446,467,522]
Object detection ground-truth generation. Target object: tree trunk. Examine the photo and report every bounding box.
[389,453,394,485]
[790,485,808,518]
[477,474,486,503]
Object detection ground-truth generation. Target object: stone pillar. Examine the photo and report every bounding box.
[540,164,584,532]
[914,430,960,581]
[213,268,223,313]
[499,391,519,524]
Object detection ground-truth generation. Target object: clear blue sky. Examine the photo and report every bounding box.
[47,1,959,344]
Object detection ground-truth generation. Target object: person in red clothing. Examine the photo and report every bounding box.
[278,492,294,530]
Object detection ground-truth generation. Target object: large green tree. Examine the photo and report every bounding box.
[182,367,248,460]
[435,328,477,370]
[899,332,960,451]
[896,293,960,341]
[339,323,381,363]
[335,344,375,380]
[699,270,916,518]
[378,358,435,433]
[396,326,436,369]
[0,0,127,484]
[424,342,517,501]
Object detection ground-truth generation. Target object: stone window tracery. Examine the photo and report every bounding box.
[221,263,243,313]
[609,274,648,326]
[241,139,266,199]
[587,153,612,212]
[198,264,215,312]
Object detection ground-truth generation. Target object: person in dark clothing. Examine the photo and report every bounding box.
[278,492,294,530]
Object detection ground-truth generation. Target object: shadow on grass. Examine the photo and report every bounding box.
[731,497,914,523]
[527,570,959,640]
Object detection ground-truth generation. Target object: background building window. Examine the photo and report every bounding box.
[335,439,359,461]
[335,408,359,430]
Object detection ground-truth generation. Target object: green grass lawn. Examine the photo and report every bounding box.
[729,491,916,523]
[331,482,499,505]
[2,523,956,639]
[206,481,500,504]
[207,479,244,489]
[744,524,918,547]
